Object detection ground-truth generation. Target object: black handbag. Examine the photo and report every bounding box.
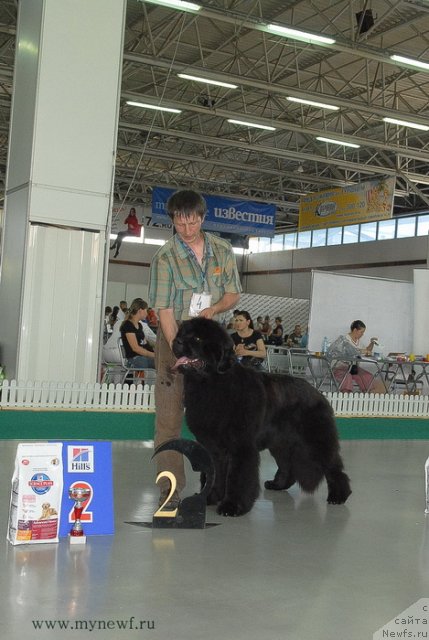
[350,363,358,375]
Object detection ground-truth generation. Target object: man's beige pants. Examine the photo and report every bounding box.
[154,328,186,494]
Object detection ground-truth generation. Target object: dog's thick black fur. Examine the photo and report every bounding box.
[172,317,351,517]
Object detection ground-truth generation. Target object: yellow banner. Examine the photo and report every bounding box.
[299,177,395,230]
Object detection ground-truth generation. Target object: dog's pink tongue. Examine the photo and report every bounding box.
[171,356,191,370]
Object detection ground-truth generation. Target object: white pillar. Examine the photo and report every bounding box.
[0,0,126,382]
[413,268,429,354]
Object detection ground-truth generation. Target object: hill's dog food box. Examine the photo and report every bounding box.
[7,443,63,545]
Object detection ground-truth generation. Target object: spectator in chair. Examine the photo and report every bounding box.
[327,320,385,394]
[231,310,266,370]
[267,317,284,346]
[120,299,156,371]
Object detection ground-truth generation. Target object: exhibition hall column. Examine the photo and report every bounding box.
[0,0,126,382]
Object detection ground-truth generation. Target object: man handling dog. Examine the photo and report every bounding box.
[148,189,241,509]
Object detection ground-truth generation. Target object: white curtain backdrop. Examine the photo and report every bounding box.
[413,269,429,354]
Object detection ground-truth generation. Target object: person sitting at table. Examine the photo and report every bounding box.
[260,315,272,341]
[327,320,385,393]
[300,326,309,349]
[256,316,264,331]
[287,324,303,347]
[267,317,284,346]
[231,310,266,370]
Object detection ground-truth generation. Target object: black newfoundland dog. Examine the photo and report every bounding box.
[172,317,351,517]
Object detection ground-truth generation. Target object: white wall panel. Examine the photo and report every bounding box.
[106,282,126,309]
[105,282,149,309]
[308,271,413,354]
[31,0,126,206]
[1,0,126,379]
[413,269,429,354]
[17,225,103,382]
[28,185,112,229]
[0,187,30,374]
[6,1,43,189]
[126,283,149,304]
[244,236,428,299]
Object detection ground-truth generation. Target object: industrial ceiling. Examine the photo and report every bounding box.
[1,0,429,231]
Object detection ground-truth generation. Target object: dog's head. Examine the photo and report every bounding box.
[172,318,236,375]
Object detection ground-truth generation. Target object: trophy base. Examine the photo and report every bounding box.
[69,534,87,545]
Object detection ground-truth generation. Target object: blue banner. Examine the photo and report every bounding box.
[57,442,114,537]
[152,187,276,237]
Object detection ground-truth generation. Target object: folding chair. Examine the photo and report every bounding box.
[289,348,310,379]
[101,361,125,385]
[266,346,292,375]
[118,338,156,386]
[307,354,339,392]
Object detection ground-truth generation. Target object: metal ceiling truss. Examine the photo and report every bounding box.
[2,0,429,229]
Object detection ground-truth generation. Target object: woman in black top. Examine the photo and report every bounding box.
[231,310,266,369]
[120,299,155,370]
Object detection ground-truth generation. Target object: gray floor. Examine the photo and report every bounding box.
[0,439,428,639]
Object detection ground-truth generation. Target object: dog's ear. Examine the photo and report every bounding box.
[216,342,236,374]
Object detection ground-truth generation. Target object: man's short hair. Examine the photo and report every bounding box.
[166,190,207,221]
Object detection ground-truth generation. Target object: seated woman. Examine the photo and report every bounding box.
[120,299,155,375]
[327,320,385,393]
[231,310,266,370]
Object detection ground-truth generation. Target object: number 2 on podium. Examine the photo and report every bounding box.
[154,471,178,518]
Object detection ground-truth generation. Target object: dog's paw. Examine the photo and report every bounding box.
[264,479,295,491]
[327,488,352,505]
[216,500,249,517]
[264,480,278,490]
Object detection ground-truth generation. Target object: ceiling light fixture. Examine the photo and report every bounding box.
[383,117,429,132]
[178,73,238,89]
[267,24,335,45]
[227,119,276,131]
[287,96,339,111]
[316,136,360,148]
[390,54,429,71]
[126,101,182,114]
[142,0,201,11]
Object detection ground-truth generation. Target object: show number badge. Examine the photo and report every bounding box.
[152,439,215,529]
[189,292,212,317]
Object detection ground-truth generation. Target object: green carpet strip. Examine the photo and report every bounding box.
[0,410,428,440]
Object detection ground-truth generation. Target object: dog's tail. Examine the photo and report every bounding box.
[293,451,351,504]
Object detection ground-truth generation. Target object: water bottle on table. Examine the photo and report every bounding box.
[321,337,329,354]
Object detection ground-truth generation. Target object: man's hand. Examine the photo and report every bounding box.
[198,292,240,320]
[198,306,216,319]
